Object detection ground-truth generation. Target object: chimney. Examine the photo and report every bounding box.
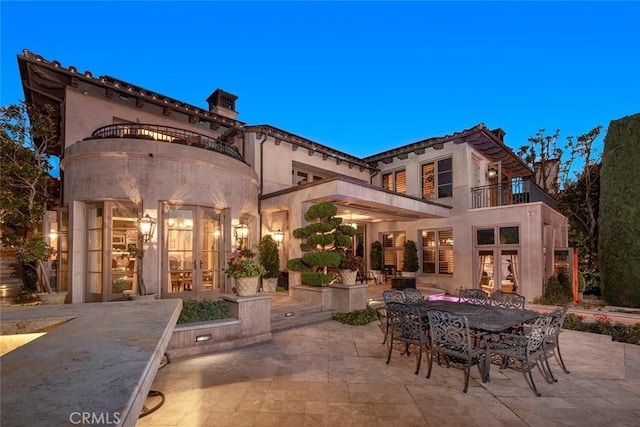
[206,89,238,120]
[490,128,506,142]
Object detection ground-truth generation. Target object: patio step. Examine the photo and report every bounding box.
[270,304,337,331]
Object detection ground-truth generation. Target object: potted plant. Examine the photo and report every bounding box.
[338,251,365,284]
[402,240,419,277]
[369,241,384,284]
[225,248,266,296]
[258,235,281,292]
[286,202,354,287]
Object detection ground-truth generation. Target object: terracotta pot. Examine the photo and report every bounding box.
[235,276,260,296]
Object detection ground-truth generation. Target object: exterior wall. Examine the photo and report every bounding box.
[373,141,471,212]
[61,137,258,302]
[248,132,372,195]
[366,202,568,302]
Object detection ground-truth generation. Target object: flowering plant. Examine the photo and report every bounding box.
[225,249,266,278]
[338,252,365,271]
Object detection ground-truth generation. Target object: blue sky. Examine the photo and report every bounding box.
[2,1,638,166]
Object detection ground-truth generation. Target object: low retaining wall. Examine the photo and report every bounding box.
[291,285,368,312]
[529,304,640,326]
[165,293,272,359]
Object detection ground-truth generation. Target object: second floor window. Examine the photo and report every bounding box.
[382,169,406,194]
[422,157,453,199]
[292,169,323,185]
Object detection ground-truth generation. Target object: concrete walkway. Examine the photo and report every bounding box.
[137,317,640,426]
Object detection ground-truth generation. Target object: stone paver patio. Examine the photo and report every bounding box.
[137,317,640,426]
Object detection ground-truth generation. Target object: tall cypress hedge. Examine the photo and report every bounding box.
[599,113,640,307]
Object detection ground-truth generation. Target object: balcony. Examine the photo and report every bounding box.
[471,177,558,210]
[90,124,244,162]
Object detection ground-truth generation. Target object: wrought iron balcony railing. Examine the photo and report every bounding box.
[471,177,558,210]
[90,124,244,162]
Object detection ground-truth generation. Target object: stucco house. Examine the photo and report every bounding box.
[16,50,568,304]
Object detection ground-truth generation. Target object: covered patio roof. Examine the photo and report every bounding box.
[260,176,452,223]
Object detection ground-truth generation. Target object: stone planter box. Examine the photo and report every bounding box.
[291,284,367,312]
[165,293,272,359]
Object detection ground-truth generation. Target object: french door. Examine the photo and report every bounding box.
[165,205,223,299]
[86,202,140,302]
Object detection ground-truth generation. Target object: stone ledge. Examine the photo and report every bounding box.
[0,299,182,427]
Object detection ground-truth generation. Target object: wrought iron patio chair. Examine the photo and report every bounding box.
[425,310,489,393]
[490,291,526,309]
[458,288,490,305]
[488,314,553,396]
[380,290,407,344]
[403,287,424,304]
[385,302,430,375]
[543,305,571,380]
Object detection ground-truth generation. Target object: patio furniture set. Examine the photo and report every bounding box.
[379,288,570,395]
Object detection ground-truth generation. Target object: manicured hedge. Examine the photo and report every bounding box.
[599,113,640,307]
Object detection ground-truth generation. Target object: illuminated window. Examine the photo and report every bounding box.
[421,228,453,275]
[382,170,406,194]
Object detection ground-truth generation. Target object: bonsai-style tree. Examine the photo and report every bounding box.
[403,240,419,273]
[258,235,281,279]
[1,101,58,293]
[286,202,355,287]
[369,241,383,271]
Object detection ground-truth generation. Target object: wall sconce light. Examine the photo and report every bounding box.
[138,213,157,243]
[234,222,249,248]
[272,230,284,246]
[487,169,497,178]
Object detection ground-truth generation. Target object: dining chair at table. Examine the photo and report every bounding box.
[458,288,490,305]
[426,309,489,393]
[490,291,526,309]
[380,290,407,344]
[543,305,571,380]
[385,302,430,375]
[487,314,553,396]
[403,287,424,304]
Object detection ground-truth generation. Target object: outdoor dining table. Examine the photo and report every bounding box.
[413,300,539,334]
[409,300,542,386]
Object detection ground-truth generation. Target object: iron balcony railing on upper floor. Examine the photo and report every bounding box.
[471,177,558,210]
[90,124,244,162]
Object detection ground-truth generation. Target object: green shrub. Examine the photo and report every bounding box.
[562,313,640,345]
[258,235,281,279]
[599,113,640,307]
[332,307,379,325]
[177,299,230,324]
[403,240,419,272]
[369,241,383,271]
[533,275,573,305]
